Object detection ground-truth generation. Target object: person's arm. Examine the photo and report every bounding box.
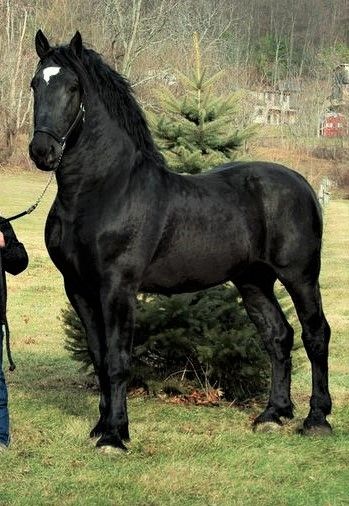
[0,221,28,275]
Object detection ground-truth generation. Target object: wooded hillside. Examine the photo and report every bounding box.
[1,0,348,193]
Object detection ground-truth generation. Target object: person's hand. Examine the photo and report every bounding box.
[0,231,5,248]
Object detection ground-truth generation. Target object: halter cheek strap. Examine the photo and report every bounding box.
[34,102,85,149]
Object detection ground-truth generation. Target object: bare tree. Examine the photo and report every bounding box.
[101,0,177,79]
[0,1,34,153]
[0,0,348,165]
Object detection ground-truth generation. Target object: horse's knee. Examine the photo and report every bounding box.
[263,324,294,361]
[105,349,131,382]
[276,324,294,353]
[302,316,330,360]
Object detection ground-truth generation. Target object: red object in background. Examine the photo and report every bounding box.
[320,112,348,137]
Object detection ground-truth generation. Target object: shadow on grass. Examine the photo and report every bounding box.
[7,350,96,419]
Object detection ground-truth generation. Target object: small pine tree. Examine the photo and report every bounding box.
[62,285,270,401]
[148,33,256,174]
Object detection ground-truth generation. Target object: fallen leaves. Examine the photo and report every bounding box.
[160,388,224,406]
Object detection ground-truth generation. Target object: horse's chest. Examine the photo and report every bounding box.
[45,213,94,277]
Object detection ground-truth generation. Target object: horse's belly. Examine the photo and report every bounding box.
[141,265,232,294]
[141,234,248,294]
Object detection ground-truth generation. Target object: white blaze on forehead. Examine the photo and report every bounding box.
[42,66,61,84]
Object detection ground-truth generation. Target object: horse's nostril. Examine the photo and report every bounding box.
[46,145,56,163]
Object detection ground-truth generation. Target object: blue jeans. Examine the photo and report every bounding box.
[0,324,9,446]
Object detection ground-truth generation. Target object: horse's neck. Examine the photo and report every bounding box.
[55,104,137,205]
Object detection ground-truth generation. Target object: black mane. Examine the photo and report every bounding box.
[44,44,164,164]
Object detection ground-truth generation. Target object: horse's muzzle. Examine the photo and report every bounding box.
[29,133,62,171]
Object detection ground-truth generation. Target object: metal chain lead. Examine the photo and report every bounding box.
[5,169,56,223]
[26,169,56,215]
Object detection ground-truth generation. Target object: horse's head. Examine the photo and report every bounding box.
[29,30,84,171]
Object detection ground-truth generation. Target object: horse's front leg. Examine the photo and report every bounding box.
[96,283,135,450]
[64,280,110,438]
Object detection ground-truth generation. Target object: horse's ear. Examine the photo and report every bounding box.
[69,31,83,59]
[35,29,51,59]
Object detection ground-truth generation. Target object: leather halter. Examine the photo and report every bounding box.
[34,102,85,149]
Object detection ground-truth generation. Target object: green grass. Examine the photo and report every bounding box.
[0,171,348,505]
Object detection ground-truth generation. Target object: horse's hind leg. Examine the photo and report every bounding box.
[283,278,332,435]
[235,266,294,426]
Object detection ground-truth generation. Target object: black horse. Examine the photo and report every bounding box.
[29,31,332,450]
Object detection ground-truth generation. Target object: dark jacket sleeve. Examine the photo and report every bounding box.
[0,219,29,275]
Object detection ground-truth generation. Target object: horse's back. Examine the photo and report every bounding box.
[173,160,321,244]
[196,160,322,240]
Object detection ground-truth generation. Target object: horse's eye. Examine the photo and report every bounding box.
[69,85,78,93]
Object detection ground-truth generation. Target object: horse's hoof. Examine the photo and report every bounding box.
[253,421,283,433]
[300,413,332,436]
[253,409,283,429]
[96,434,128,451]
[301,421,332,437]
[98,445,128,455]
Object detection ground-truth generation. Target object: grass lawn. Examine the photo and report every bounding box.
[0,171,348,506]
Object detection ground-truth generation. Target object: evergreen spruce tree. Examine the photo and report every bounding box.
[62,285,270,401]
[148,32,256,174]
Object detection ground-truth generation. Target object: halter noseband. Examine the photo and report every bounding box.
[34,102,85,150]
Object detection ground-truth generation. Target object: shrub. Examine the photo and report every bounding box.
[62,284,270,401]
